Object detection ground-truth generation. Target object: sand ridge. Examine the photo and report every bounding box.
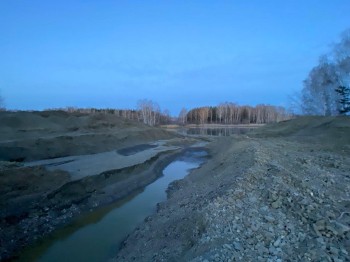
[24,140,181,181]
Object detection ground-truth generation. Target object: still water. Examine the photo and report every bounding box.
[21,150,206,262]
[178,127,254,136]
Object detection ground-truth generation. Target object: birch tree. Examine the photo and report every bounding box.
[301,57,340,115]
[178,108,187,125]
[0,96,4,111]
[0,91,4,111]
[301,29,350,115]
[137,99,160,126]
[217,103,225,124]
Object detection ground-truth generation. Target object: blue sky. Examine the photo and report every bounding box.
[1,1,349,115]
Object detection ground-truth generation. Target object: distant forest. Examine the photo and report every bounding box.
[56,100,291,127]
[180,103,290,125]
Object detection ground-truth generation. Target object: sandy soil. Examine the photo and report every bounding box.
[24,141,181,181]
[116,116,350,261]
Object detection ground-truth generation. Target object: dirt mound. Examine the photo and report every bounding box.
[0,111,61,131]
[0,111,176,161]
[253,116,350,137]
[0,111,149,138]
[0,110,183,260]
[252,116,350,149]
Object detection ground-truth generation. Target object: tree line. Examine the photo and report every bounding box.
[181,103,291,125]
[3,99,291,127]
[300,29,350,116]
[54,100,167,126]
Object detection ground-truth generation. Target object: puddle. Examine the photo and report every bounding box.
[19,149,207,262]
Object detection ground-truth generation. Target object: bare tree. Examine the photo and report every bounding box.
[152,102,160,126]
[301,57,340,115]
[160,109,171,124]
[287,92,303,115]
[301,29,350,115]
[198,107,209,124]
[137,99,161,126]
[217,103,225,124]
[178,108,187,125]
[184,104,290,125]
[333,29,350,61]
[0,92,5,111]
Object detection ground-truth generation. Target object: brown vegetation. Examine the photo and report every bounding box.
[185,103,291,125]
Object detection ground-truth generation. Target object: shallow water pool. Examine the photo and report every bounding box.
[20,150,207,262]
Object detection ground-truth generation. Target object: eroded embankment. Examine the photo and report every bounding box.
[116,118,350,261]
[0,140,203,261]
[0,111,192,261]
[0,111,177,162]
[20,147,208,262]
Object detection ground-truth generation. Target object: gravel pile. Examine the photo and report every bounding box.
[116,135,350,261]
[194,139,349,261]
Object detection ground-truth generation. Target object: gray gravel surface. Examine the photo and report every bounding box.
[116,118,350,261]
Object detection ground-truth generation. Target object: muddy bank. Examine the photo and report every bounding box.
[0,111,204,261]
[1,144,201,261]
[20,147,208,262]
[24,141,181,181]
[116,117,350,261]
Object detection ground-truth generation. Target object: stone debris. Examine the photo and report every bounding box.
[116,136,350,262]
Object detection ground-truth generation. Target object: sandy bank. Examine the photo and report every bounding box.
[24,140,180,181]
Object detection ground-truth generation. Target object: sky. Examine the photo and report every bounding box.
[1,1,349,115]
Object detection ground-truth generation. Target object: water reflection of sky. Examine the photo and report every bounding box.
[29,152,205,262]
[178,127,253,136]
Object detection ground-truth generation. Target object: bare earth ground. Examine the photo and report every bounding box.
[1,112,350,261]
[116,116,350,261]
[0,111,202,261]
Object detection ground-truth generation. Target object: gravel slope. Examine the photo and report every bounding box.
[116,117,350,261]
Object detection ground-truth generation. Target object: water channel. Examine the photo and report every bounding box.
[20,149,207,262]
